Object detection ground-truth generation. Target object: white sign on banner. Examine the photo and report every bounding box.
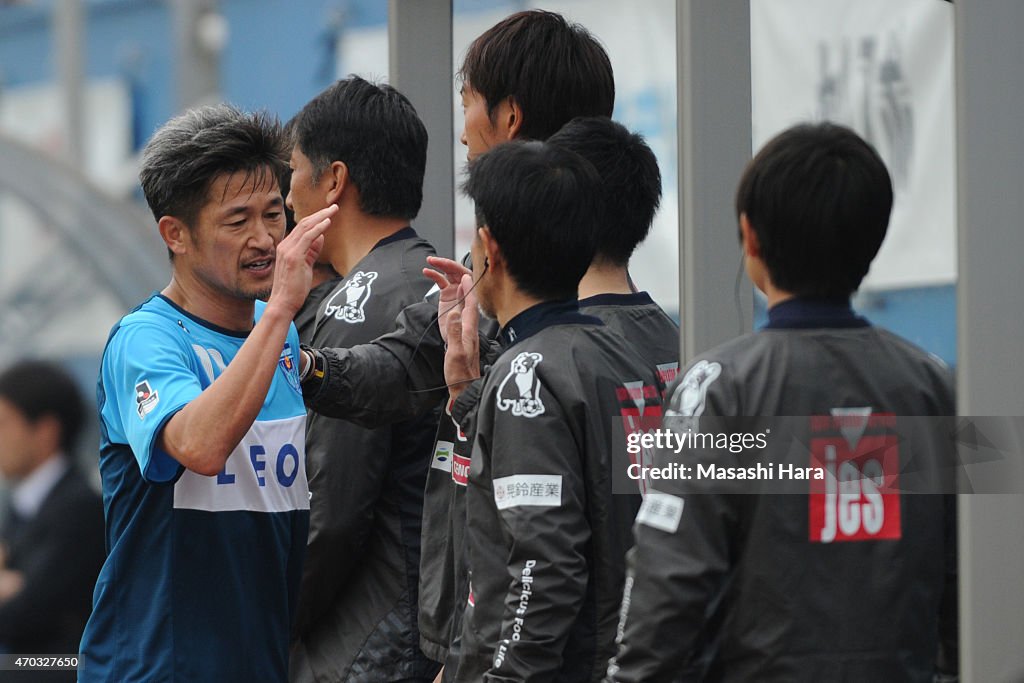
[751,0,957,289]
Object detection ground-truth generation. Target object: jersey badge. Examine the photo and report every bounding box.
[279,343,301,394]
[496,351,545,418]
[668,360,722,420]
[324,270,378,323]
[135,379,159,419]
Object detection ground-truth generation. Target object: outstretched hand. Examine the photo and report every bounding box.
[424,256,473,345]
[268,204,338,316]
[443,274,481,401]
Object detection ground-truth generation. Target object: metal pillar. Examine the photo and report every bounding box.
[54,0,85,168]
[388,0,455,258]
[172,0,222,111]
[955,1,1024,681]
[676,0,753,363]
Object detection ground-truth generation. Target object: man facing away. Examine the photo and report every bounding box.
[438,140,662,682]
[606,123,958,682]
[78,105,335,683]
[285,76,440,683]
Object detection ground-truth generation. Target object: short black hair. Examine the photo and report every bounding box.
[280,115,298,233]
[462,140,601,301]
[0,360,85,453]
[458,10,614,141]
[548,117,662,266]
[140,104,288,228]
[293,76,427,220]
[735,122,893,298]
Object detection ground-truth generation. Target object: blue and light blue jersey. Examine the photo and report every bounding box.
[79,294,310,683]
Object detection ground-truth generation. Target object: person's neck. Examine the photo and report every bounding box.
[762,279,797,309]
[311,262,340,289]
[324,210,409,276]
[578,259,632,299]
[162,274,256,333]
[492,284,545,329]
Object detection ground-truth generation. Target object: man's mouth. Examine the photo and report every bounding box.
[243,257,274,274]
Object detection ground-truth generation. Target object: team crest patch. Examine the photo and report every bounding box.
[135,379,159,419]
[496,351,544,418]
[279,343,301,394]
[324,270,377,323]
[667,360,722,420]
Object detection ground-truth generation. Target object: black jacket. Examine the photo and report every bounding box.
[607,308,958,682]
[419,292,679,672]
[294,228,441,682]
[450,302,663,683]
[0,463,104,683]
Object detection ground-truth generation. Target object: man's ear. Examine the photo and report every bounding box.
[158,216,191,258]
[478,226,502,271]
[325,161,349,205]
[504,96,524,141]
[739,213,761,259]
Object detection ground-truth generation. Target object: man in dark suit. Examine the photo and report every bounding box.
[0,360,104,679]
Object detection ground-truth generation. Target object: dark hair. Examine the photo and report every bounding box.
[458,10,614,141]
[735,122,893,298]
[0,360,85,453]
[462,140,601,300]
[548,117,662,266]
[140,104,288,228]
[293,76,428,220]
[280,115,298,233]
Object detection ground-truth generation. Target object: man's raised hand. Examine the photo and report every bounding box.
[423,256,472,345]
[268,204,338,316]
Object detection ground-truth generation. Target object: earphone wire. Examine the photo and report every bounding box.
[403,264,489,395]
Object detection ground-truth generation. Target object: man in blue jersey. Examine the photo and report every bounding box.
[78,105,337,683]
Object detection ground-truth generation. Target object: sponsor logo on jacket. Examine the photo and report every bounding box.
[324,270,377,323]
[808,409,901,543]
[496,352,545,418]
[667,360,722,425]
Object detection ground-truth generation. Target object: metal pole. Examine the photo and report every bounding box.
[54,0,85,168]
[955,0,1024,680]
[388,0,455,258]
[172,0,223,111]
[676,0,753,363]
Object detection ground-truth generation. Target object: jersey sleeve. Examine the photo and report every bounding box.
[479,372,590,682]
[99,321,201,483]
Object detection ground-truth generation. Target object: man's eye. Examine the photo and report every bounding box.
[227,219,246,227]
[266,212,283,221]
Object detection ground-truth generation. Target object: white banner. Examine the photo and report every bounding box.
[751,0,957,289]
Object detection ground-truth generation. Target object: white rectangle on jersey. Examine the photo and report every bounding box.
[493,474,562,510]
[173,415,310,513]
[431,441,454,473]
[636,492,685,533]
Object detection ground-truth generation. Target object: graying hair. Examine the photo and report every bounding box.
[139,104,288,228]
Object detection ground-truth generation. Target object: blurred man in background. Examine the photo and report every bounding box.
[0,360,104,681]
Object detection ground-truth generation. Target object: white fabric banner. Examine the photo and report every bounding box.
[751,0,957,288]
